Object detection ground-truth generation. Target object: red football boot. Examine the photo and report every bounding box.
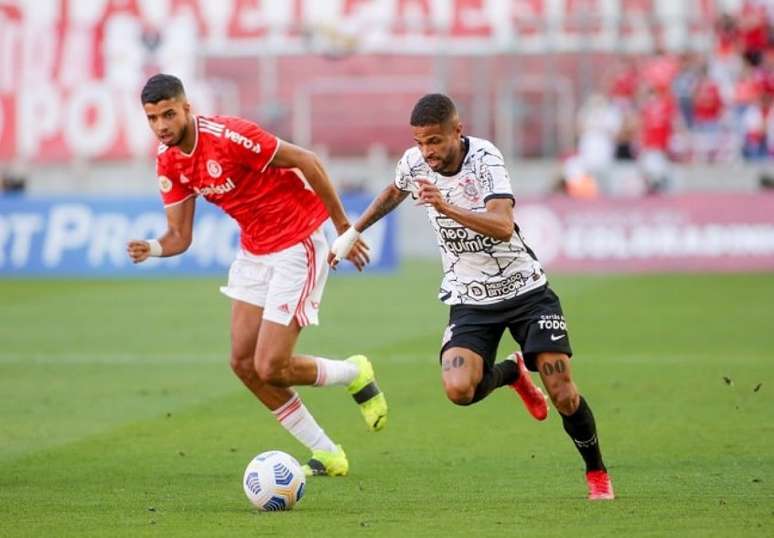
[586,470,615,500]
[508,352,549,421]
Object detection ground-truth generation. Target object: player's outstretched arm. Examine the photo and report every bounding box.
[329,184,409,268]
[270,141,350,232]
[269,140,370,270]
[127,196,196,263]
[354,184,409,234]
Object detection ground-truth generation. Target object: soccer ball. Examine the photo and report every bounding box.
[242,451,306,511]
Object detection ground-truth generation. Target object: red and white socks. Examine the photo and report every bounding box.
[271,394,337,452]
[312,356,359,387]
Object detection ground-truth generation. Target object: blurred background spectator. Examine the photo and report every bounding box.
[0,0,772,201]
[0,169,26,194]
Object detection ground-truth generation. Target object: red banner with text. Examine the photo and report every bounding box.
[0,0,716,162]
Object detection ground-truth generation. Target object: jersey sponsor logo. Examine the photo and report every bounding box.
[158,175,173,193]
[194,177,236,197]
[207,159,223,178]
[465,272,527,300]
[436,217,501,255]
[537,314,566,331]
[224,128,262,154]
[466,282,487,300]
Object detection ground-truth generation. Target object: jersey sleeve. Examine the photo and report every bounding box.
[477,145,514,204]
[393,155,410,191]
[393,151,419,196]
[156,155,195,207]
[221,117,279,173]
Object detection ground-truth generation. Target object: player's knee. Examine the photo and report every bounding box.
[256,359,291,387]
[551,384,579,415]
[444,379,475,406]
[230,353,257,382]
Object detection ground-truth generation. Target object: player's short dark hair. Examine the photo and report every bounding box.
[141,74,185,104]
[410,94,457,126]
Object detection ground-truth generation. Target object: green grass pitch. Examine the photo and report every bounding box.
[1,261,772,536]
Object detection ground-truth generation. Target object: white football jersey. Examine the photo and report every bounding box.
[395,136,546,305]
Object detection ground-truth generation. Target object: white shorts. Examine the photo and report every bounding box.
[219,225,329,327]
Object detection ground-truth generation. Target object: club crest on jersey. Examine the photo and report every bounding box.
[461,177,480,203]
[207,160,223,178]
[158,175,173,193]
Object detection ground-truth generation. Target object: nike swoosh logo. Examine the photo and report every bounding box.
[550,334,566,341]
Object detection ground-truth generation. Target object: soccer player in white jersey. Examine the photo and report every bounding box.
[331,94,614,500]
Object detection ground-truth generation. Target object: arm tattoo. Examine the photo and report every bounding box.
[358,189,408,231]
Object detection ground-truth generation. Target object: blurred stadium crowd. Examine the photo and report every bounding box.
[0,0,772,198]
[568,1,773,197]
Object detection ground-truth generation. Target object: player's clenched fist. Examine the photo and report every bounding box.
[127,240,152,263]
[415,178,447,212]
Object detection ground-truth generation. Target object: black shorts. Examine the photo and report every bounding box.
[440,285,573,372]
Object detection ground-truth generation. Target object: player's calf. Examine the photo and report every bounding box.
[537,353,578,415]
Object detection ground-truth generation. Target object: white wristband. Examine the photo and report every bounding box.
[330,227,360,262]
[147,239,163,257]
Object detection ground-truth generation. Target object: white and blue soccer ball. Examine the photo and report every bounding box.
[243,451,306,511]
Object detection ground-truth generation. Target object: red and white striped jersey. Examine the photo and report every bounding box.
[156,115,328,255]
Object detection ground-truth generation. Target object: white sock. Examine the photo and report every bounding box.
[272,394,337,452]
[313,356,359,387]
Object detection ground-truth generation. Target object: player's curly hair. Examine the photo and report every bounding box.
[141,74,185,104]
[410,94,457,126]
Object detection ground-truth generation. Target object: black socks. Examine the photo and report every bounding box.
[467,360,519,405]
[560,396,606,472]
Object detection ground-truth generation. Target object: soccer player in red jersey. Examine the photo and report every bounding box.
[127,74,387,477]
